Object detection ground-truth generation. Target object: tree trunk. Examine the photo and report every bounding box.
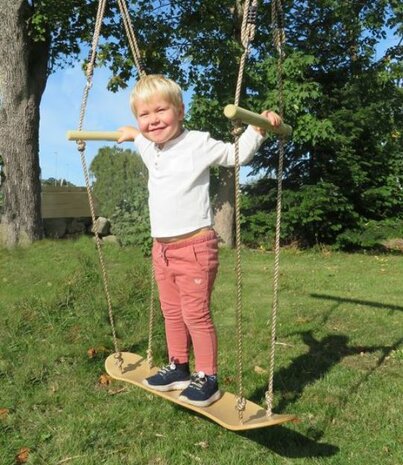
[0,1,49,247]
[212,1,245,248]
[213,168,235,248]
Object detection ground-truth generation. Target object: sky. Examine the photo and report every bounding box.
[39,32,399,187]
[39,65,138,186]
[39,63,198,186]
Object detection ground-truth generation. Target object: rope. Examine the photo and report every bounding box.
[232,0,258,423]
[265,0,286,417]
[116,0,146,76]
[75,0,124,372]
[75,0,155,372]
[146,266,156,369]
[113,1,159,368]
[115,0,157,368]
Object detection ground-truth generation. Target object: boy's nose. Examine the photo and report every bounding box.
[150,113,160,124]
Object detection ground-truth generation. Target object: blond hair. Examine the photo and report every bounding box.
[130,74,183,115]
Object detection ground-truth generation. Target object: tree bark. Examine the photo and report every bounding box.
[213,168,235,248]
[0,1,49,246]
[212,1,245,248]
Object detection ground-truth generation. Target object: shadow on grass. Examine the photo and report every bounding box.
[311,293,403,312]
[240,332,401,458]
[240,425,339,458]
[121,339,340,458]
[117,311,400,459]
[251,332,401,413]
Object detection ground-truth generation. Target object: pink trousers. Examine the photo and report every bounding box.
[152,230,219,375]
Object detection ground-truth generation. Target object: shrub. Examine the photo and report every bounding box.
[111,197,152,256]
[241,181,359,248]
[240,210,277,249]
[281,182,359,246]
[90,146,152,255]
[335,218,403,251]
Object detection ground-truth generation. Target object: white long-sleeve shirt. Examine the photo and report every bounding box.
[134,125,266,237]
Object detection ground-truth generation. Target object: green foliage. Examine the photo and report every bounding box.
[110,199,152,256]
[41,178,75,187]
[28,0,98,68]
[280,183,360,246]
[242,181,359,248]
[90,146,151,254]
[336,218,403,251]
[26,0,186,84]
[90,146,147,218]
[252,3,401,211]
[175,1,401,249]
[12,0,402,249]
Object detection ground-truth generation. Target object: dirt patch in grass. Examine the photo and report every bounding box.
[381,238,403,252]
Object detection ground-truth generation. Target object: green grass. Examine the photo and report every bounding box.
[0,238,402,465]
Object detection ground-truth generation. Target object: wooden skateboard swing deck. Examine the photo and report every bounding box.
[105,352,297,431]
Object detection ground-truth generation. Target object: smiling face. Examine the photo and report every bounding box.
[134,93,185,147]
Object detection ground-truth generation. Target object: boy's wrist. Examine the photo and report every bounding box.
[252,126,267,137]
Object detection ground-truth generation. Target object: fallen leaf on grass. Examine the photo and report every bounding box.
[0,408,9,419]
[16,448,30,464]
[223,376,234,385]
[182,452,201,462]
[254,365,267,375]
[87,348,97,358]
[49,383,59,394]
[98,373,113,386]
[194,441,208,449]
[107,387,127,396]
[87,346,109,358]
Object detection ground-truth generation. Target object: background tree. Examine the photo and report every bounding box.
[241,0,402,247]
[90,145,148,218]
[1,0,401,249]
[89,145,150,253]
[0,0,179,247]
[0,0,280,248]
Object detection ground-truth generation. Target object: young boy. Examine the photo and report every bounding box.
[118,74,282,407]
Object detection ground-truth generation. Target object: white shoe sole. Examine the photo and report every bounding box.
[179,390,221,407]
[142,379,190,392]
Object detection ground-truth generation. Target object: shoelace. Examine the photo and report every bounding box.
[188,372,207,390]
[158,362,176,375]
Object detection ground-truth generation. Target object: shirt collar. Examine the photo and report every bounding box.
[156,129,188,151]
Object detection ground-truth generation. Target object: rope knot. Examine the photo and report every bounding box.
[77,140,86,152]
[85,50,97,79]
[231,122,244,137]
[236,395,247,412]
[114,352,124,373]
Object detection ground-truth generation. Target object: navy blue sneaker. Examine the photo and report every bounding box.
[179,372,221,407]
[143,360,190,392]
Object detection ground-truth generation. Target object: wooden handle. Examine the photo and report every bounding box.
[66,130,122,141]
[224,104,292,137]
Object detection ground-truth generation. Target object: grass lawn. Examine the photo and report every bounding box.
[0,237,402,464]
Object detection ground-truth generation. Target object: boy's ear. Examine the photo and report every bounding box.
[178,103,185,120]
